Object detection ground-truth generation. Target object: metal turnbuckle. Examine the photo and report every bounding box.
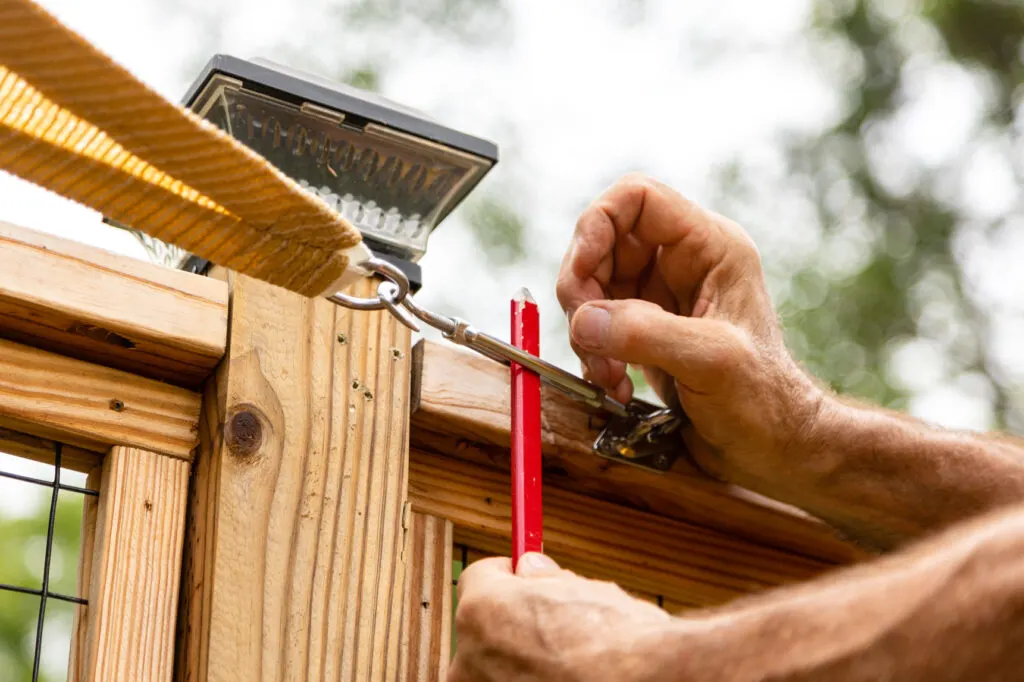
[329,258,685,472]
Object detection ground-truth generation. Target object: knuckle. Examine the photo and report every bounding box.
[618,171,655,190]
[608,173,655,209]
[575,198,611,232]
[717,215,763,266]
[454,591,499,635]
[704,323,755,372]
[613,305,648,350]
[555,272,575,307]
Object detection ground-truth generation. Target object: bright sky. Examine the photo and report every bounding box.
[4,0,836,326]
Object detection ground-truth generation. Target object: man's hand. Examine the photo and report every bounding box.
[557,173,1024,550]
[556,173,823,492]
[449,553,674,682]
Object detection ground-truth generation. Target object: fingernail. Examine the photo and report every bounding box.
[572,306,611,350]
[516,552,560,577]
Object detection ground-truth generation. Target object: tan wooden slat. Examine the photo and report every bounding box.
[0,338,200,459]
[68,463,101,682]
[0,221,228,387]
[85,446,189,681]
[401,513,454,682]
[411,340,866,565]
[410,448,838,610]
[176,273,413,682]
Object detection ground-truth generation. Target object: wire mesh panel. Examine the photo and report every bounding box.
[0,440,96,682]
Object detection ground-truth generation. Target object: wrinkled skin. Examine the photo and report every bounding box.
[449,553,675,682]
[554,173,822,492]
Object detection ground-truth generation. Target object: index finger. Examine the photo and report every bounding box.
[456,556,513,603]
[556,174,709,317]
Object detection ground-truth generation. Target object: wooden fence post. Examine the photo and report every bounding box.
[85,446,190,681]
[400,512,454,681]
[177,273,413,681]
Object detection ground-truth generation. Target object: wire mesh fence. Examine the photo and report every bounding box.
[0,440,96,682]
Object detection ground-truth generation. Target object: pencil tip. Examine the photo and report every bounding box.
[513,287,536,304]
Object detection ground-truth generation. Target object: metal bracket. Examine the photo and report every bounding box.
[592,400,688,473]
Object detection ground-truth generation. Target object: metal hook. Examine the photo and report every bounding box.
[377,281,421,332]
[328,257,411,311]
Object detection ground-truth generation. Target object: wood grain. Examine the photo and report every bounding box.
[0,425,100,473]
[176,273,413,682]
[68,463,101,682]
[411,340,866,565]
[175,357,224,682]
[0,338,201,459]
[400,513,453,682]
[85,446,189,682]
[410,448,836,609]
[0,221,228,388]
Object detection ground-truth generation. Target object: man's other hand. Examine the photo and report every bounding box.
[448,553,674,682]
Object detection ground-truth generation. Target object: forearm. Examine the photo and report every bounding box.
[772,396,1024,551]
[645,503,1024,682]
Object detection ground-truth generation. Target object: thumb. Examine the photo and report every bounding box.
[570,299,741,391]
[515,552,561,578]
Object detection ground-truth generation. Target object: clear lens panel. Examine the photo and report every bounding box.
[198,83,485,260]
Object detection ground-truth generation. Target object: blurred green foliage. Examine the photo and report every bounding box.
[715,0,1022,425]
[0,489,85,682]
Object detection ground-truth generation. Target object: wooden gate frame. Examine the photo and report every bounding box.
[0,220,865,681]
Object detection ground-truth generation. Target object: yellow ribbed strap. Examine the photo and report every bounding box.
[0,0,362,296]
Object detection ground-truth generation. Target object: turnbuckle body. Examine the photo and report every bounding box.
[329,258,686,472]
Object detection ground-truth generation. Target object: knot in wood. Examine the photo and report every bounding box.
[226,408,263,457]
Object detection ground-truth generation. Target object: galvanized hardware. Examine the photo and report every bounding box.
[592,403,687,472]
[328,257,411,313]
[334,264,687,471]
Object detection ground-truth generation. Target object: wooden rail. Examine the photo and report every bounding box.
[0,221,228,388]
[410,447,833,608]
[410,339,866,566]
[0,338,201,458]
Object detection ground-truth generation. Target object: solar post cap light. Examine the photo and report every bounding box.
[121,55,499,290]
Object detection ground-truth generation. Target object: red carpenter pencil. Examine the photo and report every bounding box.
[510,287,542,570]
